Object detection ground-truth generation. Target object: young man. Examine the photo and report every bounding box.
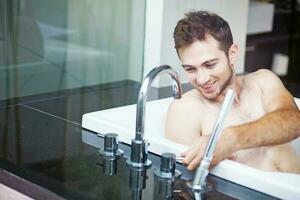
[165,10,300,172]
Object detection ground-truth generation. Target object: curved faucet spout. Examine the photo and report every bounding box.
[135,65,182,141]
[127,65,182,167]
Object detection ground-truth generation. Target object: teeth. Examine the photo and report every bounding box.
[203,82,214,88]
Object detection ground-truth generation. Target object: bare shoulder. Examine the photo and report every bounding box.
[167,89,205,116]
[247,69,297,111]
[245,69,279,83]
[253,69,282,82]
[167,89,205,121]
[165,89,204,145]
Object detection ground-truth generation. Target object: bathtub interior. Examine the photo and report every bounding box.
[82,97,300,199]
[83,97,300,154]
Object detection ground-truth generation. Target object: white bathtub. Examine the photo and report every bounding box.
[82,97,300,199]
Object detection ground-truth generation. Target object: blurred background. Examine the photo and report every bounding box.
[0,0,299,100]
[0,0,145,100]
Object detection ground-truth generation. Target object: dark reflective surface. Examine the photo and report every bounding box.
[0,82,280,199]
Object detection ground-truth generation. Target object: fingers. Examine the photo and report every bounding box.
[180,131,234,171]
[187,154,202,170]
[180,151,187,157]
[182,148,197,166]
[208,162,217,171]
[181,147,203,171]
[180,137,208,171]
[209,156,220,169]
[227,154,236,160]
[183,150,220,171]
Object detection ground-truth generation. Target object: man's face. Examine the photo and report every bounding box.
[178,36,233,100]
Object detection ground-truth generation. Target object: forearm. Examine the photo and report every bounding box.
[231,108,300,151]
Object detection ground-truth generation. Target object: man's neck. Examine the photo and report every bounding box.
[215,74,243,104]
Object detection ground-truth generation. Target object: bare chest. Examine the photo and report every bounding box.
[201,90,265,135]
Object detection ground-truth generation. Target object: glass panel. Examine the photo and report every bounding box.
[0,0,145,100]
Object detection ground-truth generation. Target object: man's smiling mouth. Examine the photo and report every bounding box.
[201,81,216,89]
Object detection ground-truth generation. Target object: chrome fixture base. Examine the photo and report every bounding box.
[126,159,152,169]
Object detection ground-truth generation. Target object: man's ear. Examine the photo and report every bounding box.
[228,44,239,67]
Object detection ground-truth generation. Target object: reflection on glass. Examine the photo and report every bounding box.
[0,0,145,100]
[0,2,146,198]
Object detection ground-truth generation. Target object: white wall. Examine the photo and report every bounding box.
[144,0,249,87]
[128,0,146,82]
[143,0,164,82]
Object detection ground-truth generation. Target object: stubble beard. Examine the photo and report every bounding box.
[218,64,234,96]
[200,63,234,100]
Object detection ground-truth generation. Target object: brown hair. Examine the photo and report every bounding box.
[174,10,233,55]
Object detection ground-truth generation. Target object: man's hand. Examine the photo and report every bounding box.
[181,127,238,171]
[180,135,210,170]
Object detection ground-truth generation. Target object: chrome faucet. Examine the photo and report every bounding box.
[126,65,182,168]
[191,89,235,191]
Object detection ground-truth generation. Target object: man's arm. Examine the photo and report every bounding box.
[182,69,300,170]
[165,95,203,146]
[231,69,300,151]
[166,95,214,170]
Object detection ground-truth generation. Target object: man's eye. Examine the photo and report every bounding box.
[185,68,195,72]
[206,63,216,69]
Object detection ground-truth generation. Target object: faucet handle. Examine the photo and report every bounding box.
[153,153,181,200]
[154,152,181,179]
[161,153,176,174]
[98,133,124,175]
[104,133,119,154]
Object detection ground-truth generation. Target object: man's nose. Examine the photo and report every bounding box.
[196,69,210,85]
